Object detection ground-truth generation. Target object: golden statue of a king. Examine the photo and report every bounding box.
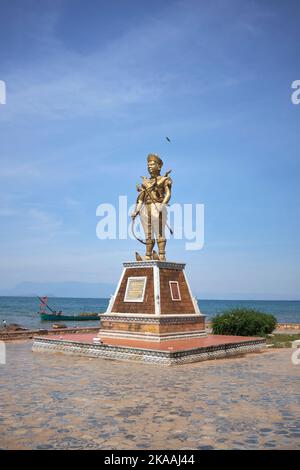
[131,153,172,261]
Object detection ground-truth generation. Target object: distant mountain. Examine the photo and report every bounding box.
[0,281,115,298]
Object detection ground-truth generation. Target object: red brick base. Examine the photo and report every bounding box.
[100,261,206,341]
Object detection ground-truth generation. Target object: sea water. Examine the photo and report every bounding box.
[0,296,299,330]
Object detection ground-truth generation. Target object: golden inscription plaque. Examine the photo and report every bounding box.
[124,276,147,302]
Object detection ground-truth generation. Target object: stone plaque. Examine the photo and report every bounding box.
[169,281,181,301]
[124,276,147,302]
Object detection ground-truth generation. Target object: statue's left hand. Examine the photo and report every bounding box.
[131,211,138,219]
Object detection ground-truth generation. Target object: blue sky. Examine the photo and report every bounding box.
[0,0,299,299]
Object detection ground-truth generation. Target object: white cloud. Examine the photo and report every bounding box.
[64,197,83,209]
[0,0,260,123]
[0,162,40,179]
[28,208,63,234]
[0,208,17,216]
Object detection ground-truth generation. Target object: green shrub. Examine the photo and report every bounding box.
[211,308,277,337]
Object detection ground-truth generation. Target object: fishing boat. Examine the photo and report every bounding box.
[38,296,100,321]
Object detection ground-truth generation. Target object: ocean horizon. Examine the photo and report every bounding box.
[1,296,300,330]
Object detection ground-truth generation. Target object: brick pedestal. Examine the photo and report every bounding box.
[99,261,206,341]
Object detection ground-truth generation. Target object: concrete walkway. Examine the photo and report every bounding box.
[0,342,299,449]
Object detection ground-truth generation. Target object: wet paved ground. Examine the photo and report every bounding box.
[0,342,299,450]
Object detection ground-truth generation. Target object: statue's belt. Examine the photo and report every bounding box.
[143,201,164,206]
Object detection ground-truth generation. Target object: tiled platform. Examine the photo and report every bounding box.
[32,333,266,365]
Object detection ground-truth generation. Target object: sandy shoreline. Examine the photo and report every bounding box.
[0,326,100,341]
[0,342,299,450]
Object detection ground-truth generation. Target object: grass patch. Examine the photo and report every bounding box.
[266,333,300,348]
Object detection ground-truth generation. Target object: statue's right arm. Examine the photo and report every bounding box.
[131,191,145,218]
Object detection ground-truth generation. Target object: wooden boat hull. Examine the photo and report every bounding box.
[40,313,100,321]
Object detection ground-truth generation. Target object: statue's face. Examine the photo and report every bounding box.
[148,160,160,177]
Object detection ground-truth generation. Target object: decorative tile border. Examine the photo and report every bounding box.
[123,261,186,270]
[100,314,204,324]
[99,329,207,342]
[32,337,266,366]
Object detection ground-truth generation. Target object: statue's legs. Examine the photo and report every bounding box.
[140,204,167,260]
[157,211,166,261]
[152,205,167,261]
[146,239,155,260]
[140,205,155,260]
[157,239,166,261]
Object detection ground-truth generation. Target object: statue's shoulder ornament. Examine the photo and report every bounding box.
[160,170,172,188]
